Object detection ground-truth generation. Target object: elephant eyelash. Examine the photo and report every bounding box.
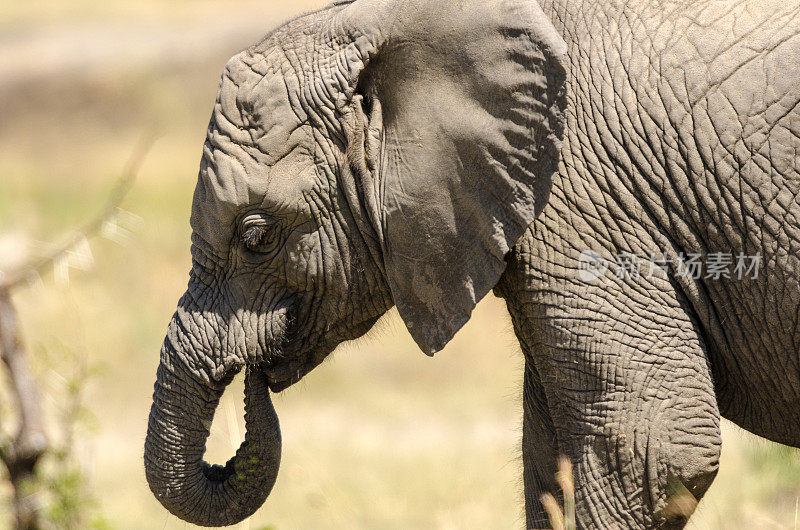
[242,226,265,247]
[241,223,278,253]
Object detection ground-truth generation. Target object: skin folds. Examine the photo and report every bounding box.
[144,0,800,527]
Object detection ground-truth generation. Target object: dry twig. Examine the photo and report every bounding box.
[0,137,153,529]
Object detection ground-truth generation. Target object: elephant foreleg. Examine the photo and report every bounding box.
[521,357,561,529]
[500,229,723,529]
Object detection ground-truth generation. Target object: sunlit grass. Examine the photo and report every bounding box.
[0,0,329,25]
[542,457,576,530]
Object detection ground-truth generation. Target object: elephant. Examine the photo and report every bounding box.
[143,0,800,527]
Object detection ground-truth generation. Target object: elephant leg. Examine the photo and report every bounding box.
[521,357,561,529]
[501,235,722,529]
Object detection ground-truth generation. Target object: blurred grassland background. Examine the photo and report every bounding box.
[0,1,798,528]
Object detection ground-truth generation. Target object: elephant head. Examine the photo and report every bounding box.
[144,0,567,525]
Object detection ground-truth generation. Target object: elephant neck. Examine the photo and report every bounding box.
[549,0,729,257]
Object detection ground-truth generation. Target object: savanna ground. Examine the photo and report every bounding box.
[0,1,798,528]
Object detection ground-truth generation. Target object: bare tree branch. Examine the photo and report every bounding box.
[0,137,154,529]
[0,134,156,291]
[0,287,46,530]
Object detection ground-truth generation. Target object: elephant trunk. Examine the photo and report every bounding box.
[144,340,281,527]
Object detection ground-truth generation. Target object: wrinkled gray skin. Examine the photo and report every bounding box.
[144,0,800,528]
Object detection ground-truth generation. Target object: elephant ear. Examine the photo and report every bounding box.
[330,0,568,354]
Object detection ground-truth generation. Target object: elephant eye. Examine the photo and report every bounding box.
[241,216,279,254]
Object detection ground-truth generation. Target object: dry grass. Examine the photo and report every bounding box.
[541,457,576,530]
[0,2,798,528]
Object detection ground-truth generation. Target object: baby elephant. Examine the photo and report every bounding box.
[144,0,800,527]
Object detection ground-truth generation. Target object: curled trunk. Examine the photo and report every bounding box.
[144,341,281,527]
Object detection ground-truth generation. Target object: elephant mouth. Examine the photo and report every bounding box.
[264,349,329,392]
[264,314,382,392]
[265,363,316,392]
